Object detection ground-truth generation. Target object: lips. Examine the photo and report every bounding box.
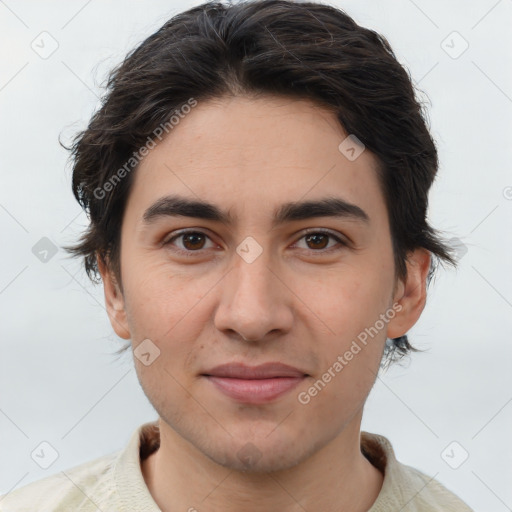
[202,362,308,404]
[203,362,307,379]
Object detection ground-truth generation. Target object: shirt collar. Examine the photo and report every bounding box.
[114,421,414,511]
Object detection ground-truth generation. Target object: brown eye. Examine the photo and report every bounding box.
[163,230,215,255]
[181,232,206,250]
[294,230,347,253]
[305,233,329,250]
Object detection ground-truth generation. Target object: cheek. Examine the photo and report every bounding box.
[121,260,210,343]
[304,268,392,395]
[306,267,390,337]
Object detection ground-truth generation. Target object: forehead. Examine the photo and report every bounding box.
[124,95,387,231]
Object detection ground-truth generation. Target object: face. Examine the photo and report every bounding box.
[100,95,429,472]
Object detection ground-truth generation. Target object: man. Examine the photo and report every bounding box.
[0,0,473,510]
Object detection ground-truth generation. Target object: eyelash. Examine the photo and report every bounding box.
[162,228,348,257]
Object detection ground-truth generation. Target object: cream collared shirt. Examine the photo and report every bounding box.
[0,421,474,511]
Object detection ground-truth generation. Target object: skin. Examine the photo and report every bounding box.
[98,94,430,512]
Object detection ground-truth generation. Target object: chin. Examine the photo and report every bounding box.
[202,434,320,474]
[215,448,305,474]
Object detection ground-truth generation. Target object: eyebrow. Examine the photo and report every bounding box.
[142,194,370,229]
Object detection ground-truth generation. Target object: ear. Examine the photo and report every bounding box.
[386,248,431,339]
[97,253,131,340]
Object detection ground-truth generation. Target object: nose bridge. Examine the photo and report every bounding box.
[231,243,278,310]
[214,244,292,341]
[233,248,274,301]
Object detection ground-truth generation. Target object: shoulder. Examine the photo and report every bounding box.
[394,461,474,511]
[362,431,474,512]
[0,450,120,512]
[0,421,160,512]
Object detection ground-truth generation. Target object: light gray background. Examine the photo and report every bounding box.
[1,1,511,510]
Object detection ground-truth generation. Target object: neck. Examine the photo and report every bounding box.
[141,413,383,512]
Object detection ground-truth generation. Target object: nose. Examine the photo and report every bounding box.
[213,248,294,343]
